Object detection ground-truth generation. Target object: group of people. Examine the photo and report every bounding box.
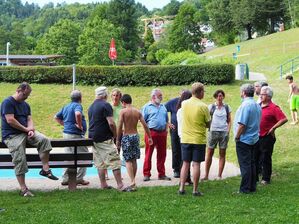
[0,79,291,196]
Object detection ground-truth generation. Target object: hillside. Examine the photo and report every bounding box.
[203,28,299,80]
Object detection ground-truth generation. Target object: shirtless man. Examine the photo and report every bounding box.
[286,75,299,124]
[116,94,153,189]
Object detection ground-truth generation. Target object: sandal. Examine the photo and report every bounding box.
[20,188,34,197]
[101,185,114,190]
[192,191,204,197]
[39,169,59,180]
[118,186,133,192]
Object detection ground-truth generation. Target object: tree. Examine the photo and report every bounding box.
[168,3,203,53]
[35,19,81,65]
[77,16,127,65]
[144,29,155,51]
[162,0,182,16]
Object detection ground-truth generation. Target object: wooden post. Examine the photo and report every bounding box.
[67,168,77,191]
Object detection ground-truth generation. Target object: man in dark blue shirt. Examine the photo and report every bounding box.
[55,90,89,186]
[88,86,132,191]
[1,82,58,197]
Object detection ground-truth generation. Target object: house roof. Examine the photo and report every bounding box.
[0,55,64,60]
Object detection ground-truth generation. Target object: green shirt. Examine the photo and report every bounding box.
[111,103,123,125]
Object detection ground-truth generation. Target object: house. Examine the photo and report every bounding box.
[0,55,64,66]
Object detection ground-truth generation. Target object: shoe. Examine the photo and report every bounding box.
[173,171,180,178]
[0,208,5,213]
[77,180,90,185]
[61,181,68,186]
[20,188,34,197]
[192,191,204,197]
[158,175,171,181]
[100,185,114,190]
[261,180,270,185]
[118,186,133,192]
[215,176,222,180]
[143,176,150,181]
[39,169,59,180]
[178,190,186,195]
[201,177,208,182]
[290,121,298,125]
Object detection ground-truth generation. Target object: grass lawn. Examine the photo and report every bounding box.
[0,78,299,223]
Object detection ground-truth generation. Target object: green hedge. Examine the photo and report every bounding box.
[0,64,234,86]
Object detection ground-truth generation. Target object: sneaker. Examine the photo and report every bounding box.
[261,180,270,185]
[192,191,204,197]
[77,180,90,185]
[20,188,34,197]
[178,190,186,195]
[290,121,298,125]
[173,171,180,178]
[158,175,171,181]
[143,176,150,181]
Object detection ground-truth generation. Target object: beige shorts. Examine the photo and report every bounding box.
[4,131,52,176]
[92,139,121,170]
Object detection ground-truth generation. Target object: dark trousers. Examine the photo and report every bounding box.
[170,129,181,172]
[236,141,258,193]
[256,135,276,182]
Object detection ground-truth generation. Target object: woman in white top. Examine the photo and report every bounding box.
[202,89,232,180]
[176,90,192,184]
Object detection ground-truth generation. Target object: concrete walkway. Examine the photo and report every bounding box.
[0,148,240,191]
[248,72,266,81]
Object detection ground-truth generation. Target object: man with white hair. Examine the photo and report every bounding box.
[234,83,261,194]
[257,86,287,185]
[141,88,171,181]
[88,86,132,191]
[55,90,89,186]
[254,81,268,103]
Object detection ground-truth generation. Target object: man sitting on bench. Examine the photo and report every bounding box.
[1,82,58,197]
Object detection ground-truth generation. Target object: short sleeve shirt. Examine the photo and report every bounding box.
[141,102,168,131]
[208,103,232,132]
[260,101,286,137]
[181,96,210,144]
[55,102,87,135]
[1,96,31,140]
[233,97,261,145]
[165,97,179,127]
[88,99,113,142]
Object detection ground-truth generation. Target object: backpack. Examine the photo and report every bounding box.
[210,103,230,123]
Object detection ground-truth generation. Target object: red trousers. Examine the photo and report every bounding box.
[143,130,167,177]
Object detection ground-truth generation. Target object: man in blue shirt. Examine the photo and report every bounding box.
[1,82,58,197]
[234,83,261,194]
[142,89,171,181]
[55,90,89,186]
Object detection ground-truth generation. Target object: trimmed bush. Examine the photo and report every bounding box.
[160,50,197,65]
[0,64,234,86]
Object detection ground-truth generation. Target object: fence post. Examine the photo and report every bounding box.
[72,64,76,90]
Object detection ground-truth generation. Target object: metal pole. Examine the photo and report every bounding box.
[6,42,10,66]
[72,64,76,90]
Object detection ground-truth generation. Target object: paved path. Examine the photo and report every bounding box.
[0,148,240,191]
[248,72,266,81]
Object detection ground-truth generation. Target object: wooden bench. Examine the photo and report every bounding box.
[0,138,94,191]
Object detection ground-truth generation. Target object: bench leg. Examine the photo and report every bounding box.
[67,168,77,191]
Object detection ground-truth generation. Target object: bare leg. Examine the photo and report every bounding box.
[132,159,137,187]
[203,148,214,180]
[192,162,201,193]
[218,149,226,178]
[98,168,109,188]
[16,174,27,192]
[39,151,50,171]
[126,160,135,186]
[112,169,124,189]
[104,169,109,179]
[179,161,190,192]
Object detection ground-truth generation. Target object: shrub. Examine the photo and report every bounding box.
[161,50,197,65]
[0,64,234,86]
[155,49,171,63]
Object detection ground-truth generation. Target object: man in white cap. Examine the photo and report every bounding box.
[88,86,132,191]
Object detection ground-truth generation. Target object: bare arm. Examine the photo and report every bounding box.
[75,111,83,131]
[106,116,117,139]
[267,118,288,136]
[288,84,293,100]
[139,113,153,145]
[54,116,64,126]
[235,123,246,141]
[116,111,124,149]
[5,114,32,133]
[227,112,232,133]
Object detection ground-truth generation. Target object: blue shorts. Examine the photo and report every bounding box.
[181,144,206,162]
[121,134,140,161]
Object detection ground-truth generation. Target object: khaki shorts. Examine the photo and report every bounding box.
[4,131,52,176]
[208,131,229,149]
[92,139,121,170]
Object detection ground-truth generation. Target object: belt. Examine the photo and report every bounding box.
[150,128,166,133]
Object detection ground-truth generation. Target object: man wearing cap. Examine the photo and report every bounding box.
[88,86,131,191]
[55,90,90,186]
[141,88,171,181]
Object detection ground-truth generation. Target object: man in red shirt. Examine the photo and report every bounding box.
[257,86,288,185]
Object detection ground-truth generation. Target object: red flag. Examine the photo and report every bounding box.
[109,38,117,60]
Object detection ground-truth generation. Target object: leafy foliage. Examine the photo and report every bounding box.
[160,50,197,65]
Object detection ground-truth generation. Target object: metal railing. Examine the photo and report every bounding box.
[279,56,299,79]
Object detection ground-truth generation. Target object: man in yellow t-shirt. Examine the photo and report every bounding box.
[179,82,210,196]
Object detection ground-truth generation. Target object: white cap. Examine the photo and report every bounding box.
[95,86,108,96]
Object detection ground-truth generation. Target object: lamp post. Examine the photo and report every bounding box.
[6,42,11,66]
